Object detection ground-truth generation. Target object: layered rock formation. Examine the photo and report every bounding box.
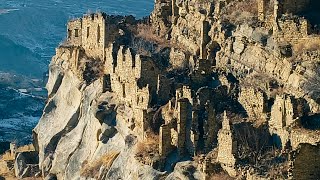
[2,0,320,179]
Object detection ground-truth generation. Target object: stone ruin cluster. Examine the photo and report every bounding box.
[4,0,316,179]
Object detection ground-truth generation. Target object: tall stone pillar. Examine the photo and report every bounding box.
[159,124,171,157]
[200,21,210,60]
[258,0,266,21]
[273,0,281,33]
[176,98,189,155]
[205,102,217,151]
[217,111,237,177]
[10,142,17,158]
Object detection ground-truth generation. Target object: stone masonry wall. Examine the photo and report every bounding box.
[269,95,297,130]
[67,19,82,46]
[170,0,214,55]
[217,111,237,177]
[66,13,106,60]
[81,13,106,60]
[238,87,267,121]
[159,124,172,157]
[290,129,320,149]
[176,98,189,155]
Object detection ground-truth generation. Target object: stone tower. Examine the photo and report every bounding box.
[176,98,189,155]
[67,19,82,46]
[81,13,106,60]
[66,12,106,60]
[217,111,237,177]
[258,0,267,21]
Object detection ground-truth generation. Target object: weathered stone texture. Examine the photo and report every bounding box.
[159,125,172,157]
[176,98,189,155]
[66,13,106,60]
[14,151,39,179]
[290,129,320,149]
[270,95,298,130]
[67,19,82,46]
[169,0,214,55]
[217,112,237,177]
[238,87,267,120]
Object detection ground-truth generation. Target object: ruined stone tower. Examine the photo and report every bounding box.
[81,13,106,60]
[217,111,237,177]
[258,0,267,21]
[176,98,189,155]
[67,12,106,60]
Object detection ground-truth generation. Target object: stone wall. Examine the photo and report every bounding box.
[67,19,82,46]
[133,109,151,140]
[81,13,106,60]
[269,95,299,148]
[66,13,106,60]
[204,102,217,151]
[276,17,310,41]
[238,87,267,121]
[176,98,189,155]
[105,46,160,109]
[175,86,193,106]
[104,45,164,140]
[217,112,237,177]
[156,75,171,104]
[258,0,311,21]
[270,95,299,130]
[159,124,172,157]
[290,129,320,149]
[170,0,214,55]
[159,89,193,157]
[257,0,267,21]
[30,3,320,179]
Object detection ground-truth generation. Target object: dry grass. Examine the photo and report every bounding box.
[17,144,35,152]
[207,172,234,180]
[80,151,120,179]
[192,154,205,164]
[1,144,35,161]
[134,131,160,166]
[79,57,104,84]
[0,160,15,179]
[135,24,172,49]
[136,24,163,43]
[0,152,13,161]
[226,0,258,15]
[222,0,258,25]
[136,132,159,156]
[0,174,15,180]
[293,40,320,56]
[267,162,290,179]
[0,144,37,179]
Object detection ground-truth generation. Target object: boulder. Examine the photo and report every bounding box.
[14,151,39,178]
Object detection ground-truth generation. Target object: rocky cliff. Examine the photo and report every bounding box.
[2,0,320,179]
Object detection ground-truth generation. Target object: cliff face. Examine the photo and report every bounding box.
[22,0,320,179]
[33,43,164,179]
